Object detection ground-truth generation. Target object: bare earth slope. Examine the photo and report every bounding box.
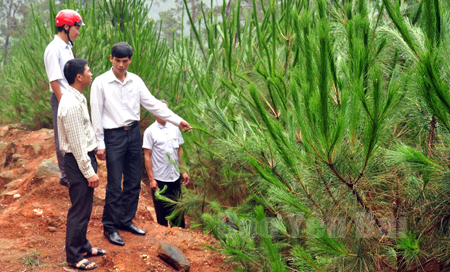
[0,125,228,272]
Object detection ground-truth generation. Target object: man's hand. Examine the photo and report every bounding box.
[179,121,192,132]
[181,172,190,186]
[150,179,158,191]
[50,80,63,102]
[87,174,99,188]
[56,93,62,102]
[97,149,106,160]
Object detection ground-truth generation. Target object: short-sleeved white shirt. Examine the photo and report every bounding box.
[143,121,184,182]
[44,35,74,94]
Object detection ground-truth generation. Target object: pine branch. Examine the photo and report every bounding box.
[315,167,339,207]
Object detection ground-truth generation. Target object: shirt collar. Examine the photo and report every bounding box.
[156,121,168,129]
[54,35,72,50]
[106,68,133,84]
[67,85,86,103]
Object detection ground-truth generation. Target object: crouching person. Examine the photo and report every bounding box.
[58,58,107,270]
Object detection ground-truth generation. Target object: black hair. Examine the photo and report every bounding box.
[64,58,88,85]
[111,42,133,59]
[57,26,65,32]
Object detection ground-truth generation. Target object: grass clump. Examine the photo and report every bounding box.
[21,249,41,268]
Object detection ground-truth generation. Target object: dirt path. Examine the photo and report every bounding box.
[0,126,229,271]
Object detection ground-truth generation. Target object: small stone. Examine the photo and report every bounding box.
[35,160,60,180]
[13,194,20,199]
[48,227,57,232]
[12,154,21,160]
[38,128,53,136]
[0,126,8,137]
[0,171,14,180]
[1,189,18,196]
[93,188,106,206]
[33,209,43,216]
[11,158,26,169]
[4,179,21,189]
[9,123,25,129]
[157,242,190,271]
[32,142,42,155]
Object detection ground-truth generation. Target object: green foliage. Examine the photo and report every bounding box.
[21,249,41,268]
[0,1,53,128]
[0,0,172,129]
[3,0,450,271]
[172,0,450,270]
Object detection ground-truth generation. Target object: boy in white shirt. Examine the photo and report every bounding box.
[143,100,190,228]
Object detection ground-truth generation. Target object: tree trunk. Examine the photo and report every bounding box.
[3,0,21,64]
[225,0,232,19]
[427,116,437,157]
[191,0,196,23]
[3,35,10,64]
[3,0,13,64]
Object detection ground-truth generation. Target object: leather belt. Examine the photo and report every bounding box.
[67,148,97,156]
[124,121,138,131]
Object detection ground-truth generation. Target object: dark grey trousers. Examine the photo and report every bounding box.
[64,153,97,264]
[102,124,142,233]
[151,177,185,228]
[51,93,66,180]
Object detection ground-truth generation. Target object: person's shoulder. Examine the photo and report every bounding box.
[128,72,144,82]
[143,122,157,136]
[44,39,59,55]
[61,91,78,103]
[58,92,79,114]
[127,71,138,77]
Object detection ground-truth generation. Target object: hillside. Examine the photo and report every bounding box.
[0,125,229,271]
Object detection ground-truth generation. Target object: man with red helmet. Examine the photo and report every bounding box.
[44,9,85,188]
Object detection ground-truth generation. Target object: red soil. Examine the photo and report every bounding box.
[0,125,230,271]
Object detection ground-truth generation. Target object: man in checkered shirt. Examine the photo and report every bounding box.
[58,58,107,270]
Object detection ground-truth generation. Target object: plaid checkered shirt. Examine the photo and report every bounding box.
[57,85,98,178]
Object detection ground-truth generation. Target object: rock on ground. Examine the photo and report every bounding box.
[158,242,191,271]
[35,159,60,180]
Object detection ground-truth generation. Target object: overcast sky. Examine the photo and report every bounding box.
[147,0,177,20]
[146,0,221,20]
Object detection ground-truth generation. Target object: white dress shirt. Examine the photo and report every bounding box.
[58,86,98,178]
[143,122,184,182]
[44,35,74,94]
[90,68,184,149]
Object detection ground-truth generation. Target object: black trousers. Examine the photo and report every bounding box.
[102,124,142,232]
[64,153,97,264]
[151,177,185,228]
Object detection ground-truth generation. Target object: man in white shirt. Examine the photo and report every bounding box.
[59,58,107,271]
[90,42,192,246]
[44,9,85,187]
[143,100,190,228]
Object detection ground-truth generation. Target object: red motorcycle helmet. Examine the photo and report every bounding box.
[55,9,85,27]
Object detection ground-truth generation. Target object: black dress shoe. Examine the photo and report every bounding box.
[119,223,146,236]
[104,231,125,246]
